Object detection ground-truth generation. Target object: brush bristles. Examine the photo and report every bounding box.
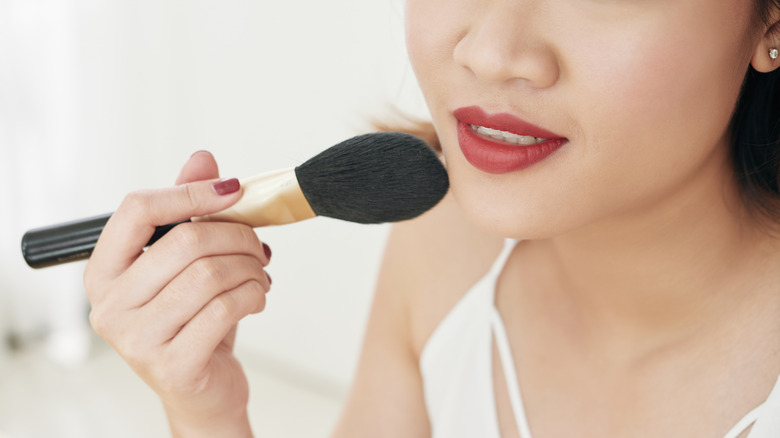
[294,132,449,224]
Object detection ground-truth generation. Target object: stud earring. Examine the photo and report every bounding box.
[770,48,779,60]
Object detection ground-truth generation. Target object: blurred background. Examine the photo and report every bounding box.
[0,0,429,436]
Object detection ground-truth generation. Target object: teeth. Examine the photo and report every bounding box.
[476,126,503,137]
[471,124,548,145]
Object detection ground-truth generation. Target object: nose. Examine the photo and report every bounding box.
[453,3,559,88]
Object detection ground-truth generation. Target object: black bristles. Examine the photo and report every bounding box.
[294,132,449,224]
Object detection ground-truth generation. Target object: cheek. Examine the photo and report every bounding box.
[562,8,751,211]
[405,0,449,82]
[405,0,471,169]
[579,41,741,157]
[405,0,471,110]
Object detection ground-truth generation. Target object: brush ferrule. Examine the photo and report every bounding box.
[194,167,316,227]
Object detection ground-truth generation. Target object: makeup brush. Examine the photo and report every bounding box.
[21,132,449,269]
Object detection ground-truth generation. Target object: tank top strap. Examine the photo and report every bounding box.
[491,307,535,438]
[722,405,762,438]
[742,375,780,437]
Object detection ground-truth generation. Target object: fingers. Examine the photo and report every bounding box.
[107,221,269,308]
[167,279,268,373]
[136,254,270,342]
[86,177,244,288]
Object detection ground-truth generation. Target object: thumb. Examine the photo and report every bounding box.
[176,151,220,185]
[88,175,242,283]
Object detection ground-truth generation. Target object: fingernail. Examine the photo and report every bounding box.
[212,178,240,195]
[190,150,212,159]
[263,242,272,260]
[267,273,272,286]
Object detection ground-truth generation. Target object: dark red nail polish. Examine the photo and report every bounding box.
[212,178,240,195]
[267,273,272,286]
[263,242,272,260]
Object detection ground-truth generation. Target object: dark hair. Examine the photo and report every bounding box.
[730,0,780,224]
[731,67,780,224]
[755,0,780,26]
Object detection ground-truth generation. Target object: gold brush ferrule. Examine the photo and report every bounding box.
[194,167,316,227]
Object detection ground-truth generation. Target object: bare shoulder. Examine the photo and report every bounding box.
[330,192,502,437]
[381,191,504,357]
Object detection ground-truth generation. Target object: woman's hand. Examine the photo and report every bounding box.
[84,151,271,437]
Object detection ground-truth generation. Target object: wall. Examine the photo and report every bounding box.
[1,0,428,402]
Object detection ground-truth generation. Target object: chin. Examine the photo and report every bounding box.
[448,174,581,241]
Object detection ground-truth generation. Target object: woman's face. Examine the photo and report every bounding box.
[406,0,766,238]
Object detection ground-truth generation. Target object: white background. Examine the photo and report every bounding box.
[0,0,429,436]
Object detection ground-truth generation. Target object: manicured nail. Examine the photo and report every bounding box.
[212,178,240,195]
[263,242,272,260]
[267,273,272,286]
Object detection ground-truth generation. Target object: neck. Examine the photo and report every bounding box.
[524,148,780,360]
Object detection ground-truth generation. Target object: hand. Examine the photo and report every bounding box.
[84,151,271,437]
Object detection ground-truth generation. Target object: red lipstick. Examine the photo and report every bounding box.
[454,106,567,174]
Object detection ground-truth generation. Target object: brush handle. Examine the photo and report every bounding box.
[21,213,189,269]
[21,168,315,269]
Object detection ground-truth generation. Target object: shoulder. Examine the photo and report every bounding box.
[330,191,504,437]
[379,191,504,358]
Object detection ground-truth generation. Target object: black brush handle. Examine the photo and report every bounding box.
[21,213,189,269]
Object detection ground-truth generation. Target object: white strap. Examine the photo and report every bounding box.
[722,404,762,438]
[746,375,780,437]
[491,308,534,438]
[491,303,778,438]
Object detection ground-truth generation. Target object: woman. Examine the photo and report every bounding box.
[84,0,780,436]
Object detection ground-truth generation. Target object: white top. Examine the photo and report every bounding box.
[420,240,780,438]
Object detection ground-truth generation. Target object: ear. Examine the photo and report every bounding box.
[752,20,780,73]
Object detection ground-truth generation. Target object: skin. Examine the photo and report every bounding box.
[399,0,780,436]
[404,0,775,355]
[85,0,780,437]
[85,152,268,438]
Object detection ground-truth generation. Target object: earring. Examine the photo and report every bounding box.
[770,48,779,60]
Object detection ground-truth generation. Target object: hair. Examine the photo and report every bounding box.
[731,0,780,225]
[379,1,780,227]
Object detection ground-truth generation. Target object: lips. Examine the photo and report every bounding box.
[454,106,567,174]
